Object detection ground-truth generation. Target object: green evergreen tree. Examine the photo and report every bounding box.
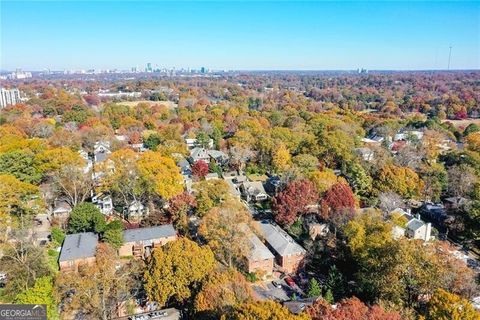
[324,288,334,304]
[307,278,322,297]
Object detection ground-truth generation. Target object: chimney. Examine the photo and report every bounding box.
[425,223,432,241]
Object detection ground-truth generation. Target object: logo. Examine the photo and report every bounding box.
[0,305,47,320]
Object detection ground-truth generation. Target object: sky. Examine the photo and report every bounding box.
[1,1,479,71]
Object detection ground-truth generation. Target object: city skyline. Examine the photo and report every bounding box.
[1,1,479,71]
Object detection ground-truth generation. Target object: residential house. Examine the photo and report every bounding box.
[78,149,93,173]
[123,200,148,219]
[185,138,214,149]
[118,225,177,258]
[444,196,470,211]
[177,158,192,177]
[92,193,114,215]
[391,208,432,242]
[93,141,111,163]
[190,147,210,162]
[189,147,228,165]
[355,147,375,162]
[51,200,72,226]
[264,176,282,195]
[257,220,306,273]
[240,181,268,202]
[59,232,98,272]
[245,232,275,277]
[205,172,220,180]
[394,130,424,142]
[420,203,448,224]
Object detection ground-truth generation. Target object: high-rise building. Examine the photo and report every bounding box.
[0,88,21,108]
[146,63,152,72]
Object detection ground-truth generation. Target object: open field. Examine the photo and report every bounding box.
[442,118,480,129]
[113,100,178,109]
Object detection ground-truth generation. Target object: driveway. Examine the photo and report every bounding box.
[252,279,295,302]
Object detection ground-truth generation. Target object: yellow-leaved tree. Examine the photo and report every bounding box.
[137,151,183,200]
[426,289,480,320]
[222,300,311,320]
[144,238,216,307]
[272,143,291,174]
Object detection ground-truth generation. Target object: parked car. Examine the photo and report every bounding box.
[284,276,296,287]
[272,280,282,288]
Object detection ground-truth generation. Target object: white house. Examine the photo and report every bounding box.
[93,141,111,163]
[391,208,432,242]
[124,200,148,218]
[240,181,268,202]
[92,193,113,215]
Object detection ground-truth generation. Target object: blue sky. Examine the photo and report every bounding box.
[1,1,479,70]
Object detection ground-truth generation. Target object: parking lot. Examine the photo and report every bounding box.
[252,277,304,302]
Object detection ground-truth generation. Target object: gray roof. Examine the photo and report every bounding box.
[208,150,228,160]
[59,232,98,262]
[257,220,306,256]
[177,159,191,170]
[248,233,274,261]
[190,147,209,161]
[94,150,109,162]
[123,225,176,243]
[407,218,425,231]
[243,181,267,196]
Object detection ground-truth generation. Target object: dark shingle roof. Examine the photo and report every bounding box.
[257,220,306,256]
[59,232,98,262]
[123,225,176,243]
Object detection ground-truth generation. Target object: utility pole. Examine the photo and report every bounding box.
[447,46,452,70]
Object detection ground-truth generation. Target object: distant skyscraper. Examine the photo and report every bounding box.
[0,88,21,108]
[200,67,206,74]
[146,63,152,72]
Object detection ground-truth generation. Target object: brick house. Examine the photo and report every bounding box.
[257,220,306,274]
[59,232,98,272]
[118,225,177,258]
[245,232,274,276]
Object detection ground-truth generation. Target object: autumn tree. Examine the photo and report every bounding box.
[375,165,424,199]
[447,164,477,198]
[292,154,319,174]
[167,192,197,234]
[320,183,356,227]
[0,174,40,239]
[308,169,344,195]
[194,268,253,318]
[194,179,231,216]
[0,150,42,184]
[51,164,93,207]
[198,199,254,267]
[144,238,216,307]
[100,148,141,207]
[273,179,319,226]
[15,276,59,319]
[0,229,52,301]
[465,132,480,153]
[344,213,478,307]
[137,151,184,200]
[306,297,402,320]
[57,244,142,320]
[35,147,85,173]
[222,300,310,320]
[272,143,292,174]
[425,289,480,320]
[192,160,210,179]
